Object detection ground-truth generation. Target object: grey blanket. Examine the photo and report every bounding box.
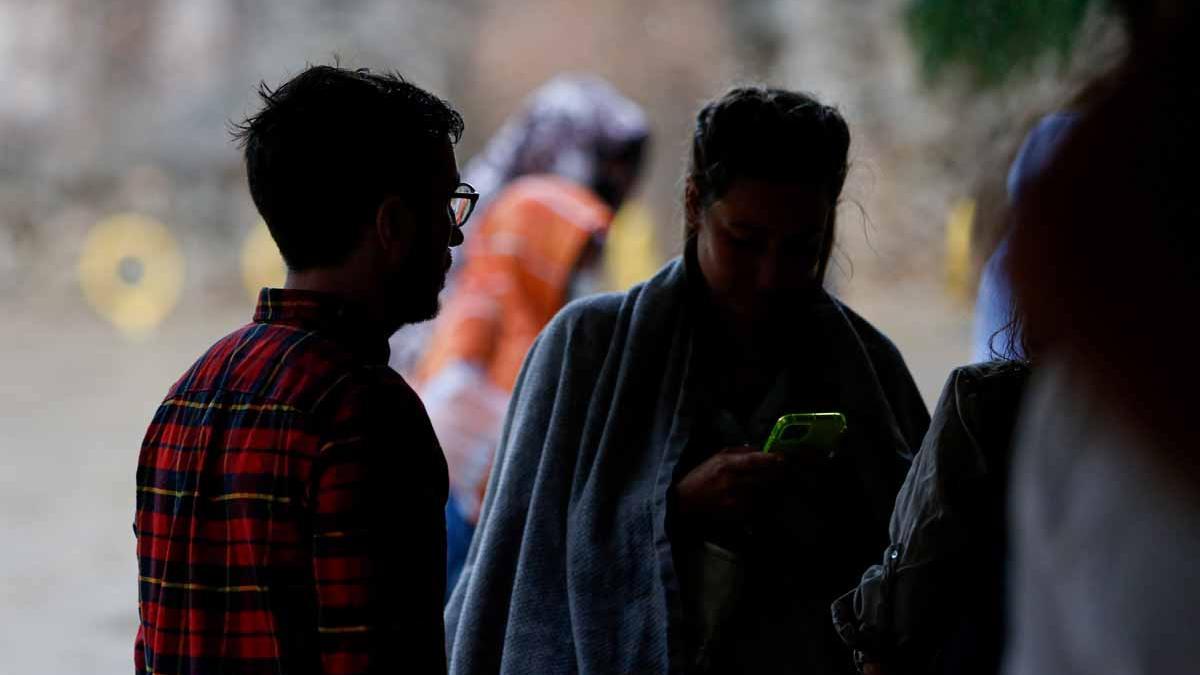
[445,253,928,674]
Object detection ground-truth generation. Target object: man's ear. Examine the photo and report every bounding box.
[375,196,414,263]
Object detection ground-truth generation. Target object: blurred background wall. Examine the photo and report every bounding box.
[0,0,1123,671]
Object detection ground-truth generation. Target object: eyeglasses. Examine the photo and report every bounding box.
[449,182,479,227]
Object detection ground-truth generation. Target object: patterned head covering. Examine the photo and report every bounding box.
[463,74,649,217]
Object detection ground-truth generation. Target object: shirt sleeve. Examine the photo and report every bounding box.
[310,375,448,674]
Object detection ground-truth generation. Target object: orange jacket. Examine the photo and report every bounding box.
[417,175,611,392]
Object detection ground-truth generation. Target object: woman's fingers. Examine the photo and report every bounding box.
[725,449,785,475]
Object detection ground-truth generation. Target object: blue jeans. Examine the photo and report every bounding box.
[444,498,476,604]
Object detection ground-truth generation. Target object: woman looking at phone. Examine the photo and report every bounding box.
[445,87,930,675]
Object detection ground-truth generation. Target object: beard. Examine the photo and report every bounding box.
[404,290,441,325]
[390,249,450,328]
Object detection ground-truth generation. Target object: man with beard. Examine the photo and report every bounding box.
[133,65,473,675]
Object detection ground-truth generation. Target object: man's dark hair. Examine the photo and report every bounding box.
[686,86,851,280]
[233,65,464,271]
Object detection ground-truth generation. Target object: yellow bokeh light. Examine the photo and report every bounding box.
[78,213,185,340]
[604,200,661,290]
[240,220,287,303]
[945,197,976,300]
[78,212,184,338]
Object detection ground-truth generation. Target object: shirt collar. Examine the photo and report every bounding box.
[253,288,391,365]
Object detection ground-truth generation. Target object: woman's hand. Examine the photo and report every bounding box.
[674,445,786,523]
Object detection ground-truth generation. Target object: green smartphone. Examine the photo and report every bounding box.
[762,412,847,458]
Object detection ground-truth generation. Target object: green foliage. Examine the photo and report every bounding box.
[906,0,1098,86]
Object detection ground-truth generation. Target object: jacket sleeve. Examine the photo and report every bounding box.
[832,367,986,671]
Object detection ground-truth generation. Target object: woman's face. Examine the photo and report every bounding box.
[693,178,831,324]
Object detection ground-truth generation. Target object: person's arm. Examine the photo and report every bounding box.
[832,368,982,673]
[311,378,446,674]
[422,361,509,522]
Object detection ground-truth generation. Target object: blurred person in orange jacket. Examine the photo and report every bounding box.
[414,75,649,595]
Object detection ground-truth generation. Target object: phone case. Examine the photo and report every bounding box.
[762,412,847,456]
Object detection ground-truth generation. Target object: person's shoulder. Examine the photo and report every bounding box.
[167,320,408,413]
[948,360,1032,421]
[950,360,1032,398]
[522,261,685,384]
[834,299,931,441]
[540,290,627,346]
[546,262,681,336]
[942,360,1032,459]
[165,321,305,398]
[836,301,905,362]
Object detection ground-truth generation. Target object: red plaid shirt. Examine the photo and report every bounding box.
[135,289,448,674]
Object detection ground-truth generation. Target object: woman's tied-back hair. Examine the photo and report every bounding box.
[686,86,851,281]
